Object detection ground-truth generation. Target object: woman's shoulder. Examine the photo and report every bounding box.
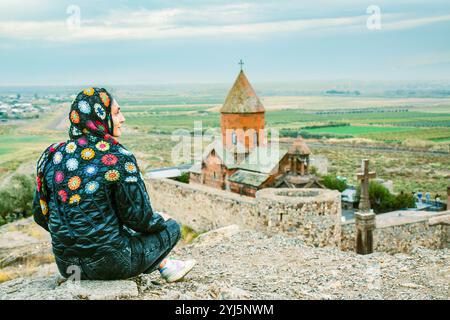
[89,141,142,184]
[36,141,67,169]
[109,143,137,162]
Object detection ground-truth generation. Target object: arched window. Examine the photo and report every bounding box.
[254,131,258,146]
[232,130,237,145]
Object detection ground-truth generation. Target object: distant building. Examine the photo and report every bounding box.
[189,69,323,197]
[341,187,357,210]
[145,164,192,179]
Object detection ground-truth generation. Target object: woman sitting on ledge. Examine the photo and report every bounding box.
[32,87,195,282]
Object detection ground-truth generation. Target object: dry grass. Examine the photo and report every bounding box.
[402,139,437,149]
[5,220,49,241]
[260,96,450,111]
[314,144,449,196]
[0,253,55,283]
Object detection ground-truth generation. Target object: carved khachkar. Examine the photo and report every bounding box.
[355,159,376,254]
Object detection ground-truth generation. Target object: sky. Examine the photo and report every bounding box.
[0,0,450,86]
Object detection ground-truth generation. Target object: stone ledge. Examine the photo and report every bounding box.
[0,276,139,300]
[429,214,450,226]
[147,177,256,204]
[256,188,340,204]
[342,210,450,229]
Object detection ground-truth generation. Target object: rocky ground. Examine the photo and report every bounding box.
[0,218,448,300]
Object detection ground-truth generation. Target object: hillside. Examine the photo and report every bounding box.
[0,218,448,300]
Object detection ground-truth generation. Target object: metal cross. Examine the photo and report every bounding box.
[238,59,244,71]
[357,159,376,212]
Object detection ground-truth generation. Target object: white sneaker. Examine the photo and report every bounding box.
[159,259,196,283]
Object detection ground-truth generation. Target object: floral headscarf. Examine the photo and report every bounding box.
[36,87,141,219]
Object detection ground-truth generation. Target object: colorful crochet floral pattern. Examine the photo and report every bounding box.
[54,171,64,184]
[68,176,81,191]
[78,100,91,114]
[81,148,95,161]
[70,110,80,124]
[66,158,79,171]
[105,169,120,182]
[69,194,81,204]
[96,140,110,152]
[36,88,142,209]
[101,154,118,166]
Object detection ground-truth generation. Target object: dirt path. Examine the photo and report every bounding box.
[44,105,68,132]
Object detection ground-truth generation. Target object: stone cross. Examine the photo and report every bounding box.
[357,159,376,212]
[238,59,244,71]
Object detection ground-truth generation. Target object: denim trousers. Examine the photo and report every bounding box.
[55,219,181,280]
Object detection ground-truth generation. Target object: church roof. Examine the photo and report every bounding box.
[188,163,202,174]
[220,70,265,114]
[237,146,288,174]
[201,139,238,168]
[228,170,270,188]
[288,137,311,155]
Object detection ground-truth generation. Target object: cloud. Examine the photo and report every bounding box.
[402,52,450,67]
[383,14,450,30]
[0,4,449,42]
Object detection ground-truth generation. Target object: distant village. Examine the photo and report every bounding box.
[0,93,69,122]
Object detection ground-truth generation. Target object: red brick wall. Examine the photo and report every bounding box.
[277,153,309,176]
[221,112,265,150]
[200,151,227,190]
[229,181,258,197]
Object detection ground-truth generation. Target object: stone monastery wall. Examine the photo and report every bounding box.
[341,211,449,253]
[146,178,341,248]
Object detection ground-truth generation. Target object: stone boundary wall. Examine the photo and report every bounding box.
[341,211,450,253]
[145,178,342,247]
[146,178,259,233]
[255,188,341,247]
[145,178,449,253]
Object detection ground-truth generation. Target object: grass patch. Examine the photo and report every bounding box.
[181,225,201,244]
[361,127,450,142]
[0,253,55,283]
[303,125,414,135]
[430,137,450,142]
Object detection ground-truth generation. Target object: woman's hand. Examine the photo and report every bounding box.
[159,212,172,221]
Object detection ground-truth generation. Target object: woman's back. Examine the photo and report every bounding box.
[32,87,192,281]
[37,138,137,259]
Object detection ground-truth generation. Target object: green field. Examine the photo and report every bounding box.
[303,125,414,135]
[1,93,449,196]
[121,106,450,143]
[431,137,450,142]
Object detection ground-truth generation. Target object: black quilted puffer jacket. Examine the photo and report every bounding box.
[32,144,167,260]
